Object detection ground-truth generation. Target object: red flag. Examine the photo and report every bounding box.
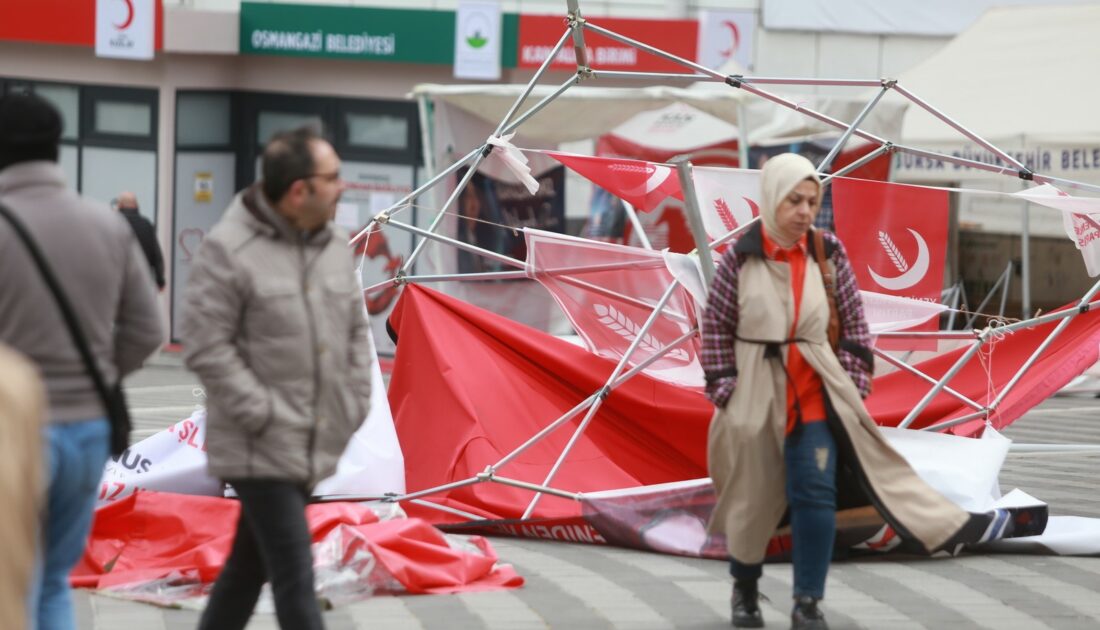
[833,178,948,301]
[833,178,948,349]
[547,152,683,212]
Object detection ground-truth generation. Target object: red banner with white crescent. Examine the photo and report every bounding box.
[833,178,949,302]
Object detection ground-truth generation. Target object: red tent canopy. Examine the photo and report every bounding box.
[389,285,1100,523]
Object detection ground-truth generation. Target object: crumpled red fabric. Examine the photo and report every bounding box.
[72,492,522,595]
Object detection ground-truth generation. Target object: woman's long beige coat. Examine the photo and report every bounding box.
[707,253,970,564]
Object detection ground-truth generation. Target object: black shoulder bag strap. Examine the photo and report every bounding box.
[0,202,130,456]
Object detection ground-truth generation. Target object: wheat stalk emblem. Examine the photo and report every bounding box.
[713,198,737,231]
[592,304,689,361]
[878,231,909,273]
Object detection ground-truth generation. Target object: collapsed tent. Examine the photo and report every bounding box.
[74,492,522,607]
[387,284,1061,555]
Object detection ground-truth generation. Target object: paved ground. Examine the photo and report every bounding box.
[75,353,1100,629]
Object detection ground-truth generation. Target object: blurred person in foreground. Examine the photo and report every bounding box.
[114,191,165,290]
[701,153,981,629]
[0,93,163,630]
[182,126,373,630]
[0,345,46,630]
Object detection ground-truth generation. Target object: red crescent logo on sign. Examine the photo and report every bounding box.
[718,20,740,59]
[114,0,135,30]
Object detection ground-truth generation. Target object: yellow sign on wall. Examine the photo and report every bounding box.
[194,172,213,203]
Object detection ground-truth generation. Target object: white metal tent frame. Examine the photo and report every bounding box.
[341,0,1100,520]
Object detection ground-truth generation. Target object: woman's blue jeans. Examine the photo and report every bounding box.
[729,420,837,599]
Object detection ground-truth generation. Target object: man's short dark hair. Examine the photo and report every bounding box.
[261,126,320,203]
[0,93,62,172]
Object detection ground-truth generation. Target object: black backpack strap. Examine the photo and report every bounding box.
[0,202,129,454]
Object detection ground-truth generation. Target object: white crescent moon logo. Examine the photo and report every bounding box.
[868,228,929,291]
[620,165,672,197]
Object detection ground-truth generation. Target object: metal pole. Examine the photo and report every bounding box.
[398,70,581,270]
[872,348,985,411]
[408,499,486,521]
[399,145,491,274]
[555,274,692,323]
[992,297,1100,335]
[820,143,891,185]
[736,102,750,169]
[945,281,961,330]
[611,327,697,387]
[999,261,1012,319]
[493,27,573,137]
[396,476,481,503]
[385,217,526,270]
[501,73,583,137]
[898,339,986,428]
[672,159,716,285]
[964,263,1011,328]
[590,70,713,82]
[566,0,591,70]
[532,259,668,276]
[522,282,680,518]
[521,396,607,519]
[491,393,601,471]
[709,217,758,251]
[1021,197,1031,318]
[349,146,480,247]
[890,143,1019,178]
[583,22,725,81]
[818,84,890,173]
[892,85,1028,173]
[989,278,1100,410]
[878,330,977,339]
[363,270,529,294]
[622,200,653,249]
[489,476,582,501]
[919,410,991,433]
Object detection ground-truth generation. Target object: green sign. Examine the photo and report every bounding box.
[240,2,518,67]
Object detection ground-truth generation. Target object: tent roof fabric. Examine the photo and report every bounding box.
[412,82,906,145]
[898,4,1100,145]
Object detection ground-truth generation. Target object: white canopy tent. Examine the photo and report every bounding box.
[893,3,1100,184]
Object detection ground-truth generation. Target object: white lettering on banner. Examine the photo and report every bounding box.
[519,45,637,67]
[894,145,1100,176]
[249,29,399,56]
[251,29,324,52]
[326,32,397,55]
[495,523,608,544]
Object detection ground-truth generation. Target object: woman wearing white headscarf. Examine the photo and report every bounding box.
[701,154,979,629]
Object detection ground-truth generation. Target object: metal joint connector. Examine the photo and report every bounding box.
[725,74,743,88]
[881,78,898,89]
[373,211,391,225]
[481,144,494,158]
[477,465,495,481]
[382,492,399,503]
[1080,303,1091,314]
[596,386,612,400]
[1017,169,1035,181]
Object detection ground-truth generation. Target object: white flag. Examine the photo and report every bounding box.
[1015,184,1100,277]
[691,166,761,240]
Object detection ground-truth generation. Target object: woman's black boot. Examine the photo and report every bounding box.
[731,579,765,627]
[790,596,828,630]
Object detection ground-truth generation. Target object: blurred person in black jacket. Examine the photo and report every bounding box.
[114,191,165,290]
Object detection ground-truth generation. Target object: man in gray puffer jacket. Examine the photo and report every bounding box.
[182,127,373,630]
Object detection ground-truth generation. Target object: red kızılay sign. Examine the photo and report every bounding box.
[517,14,698,73]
